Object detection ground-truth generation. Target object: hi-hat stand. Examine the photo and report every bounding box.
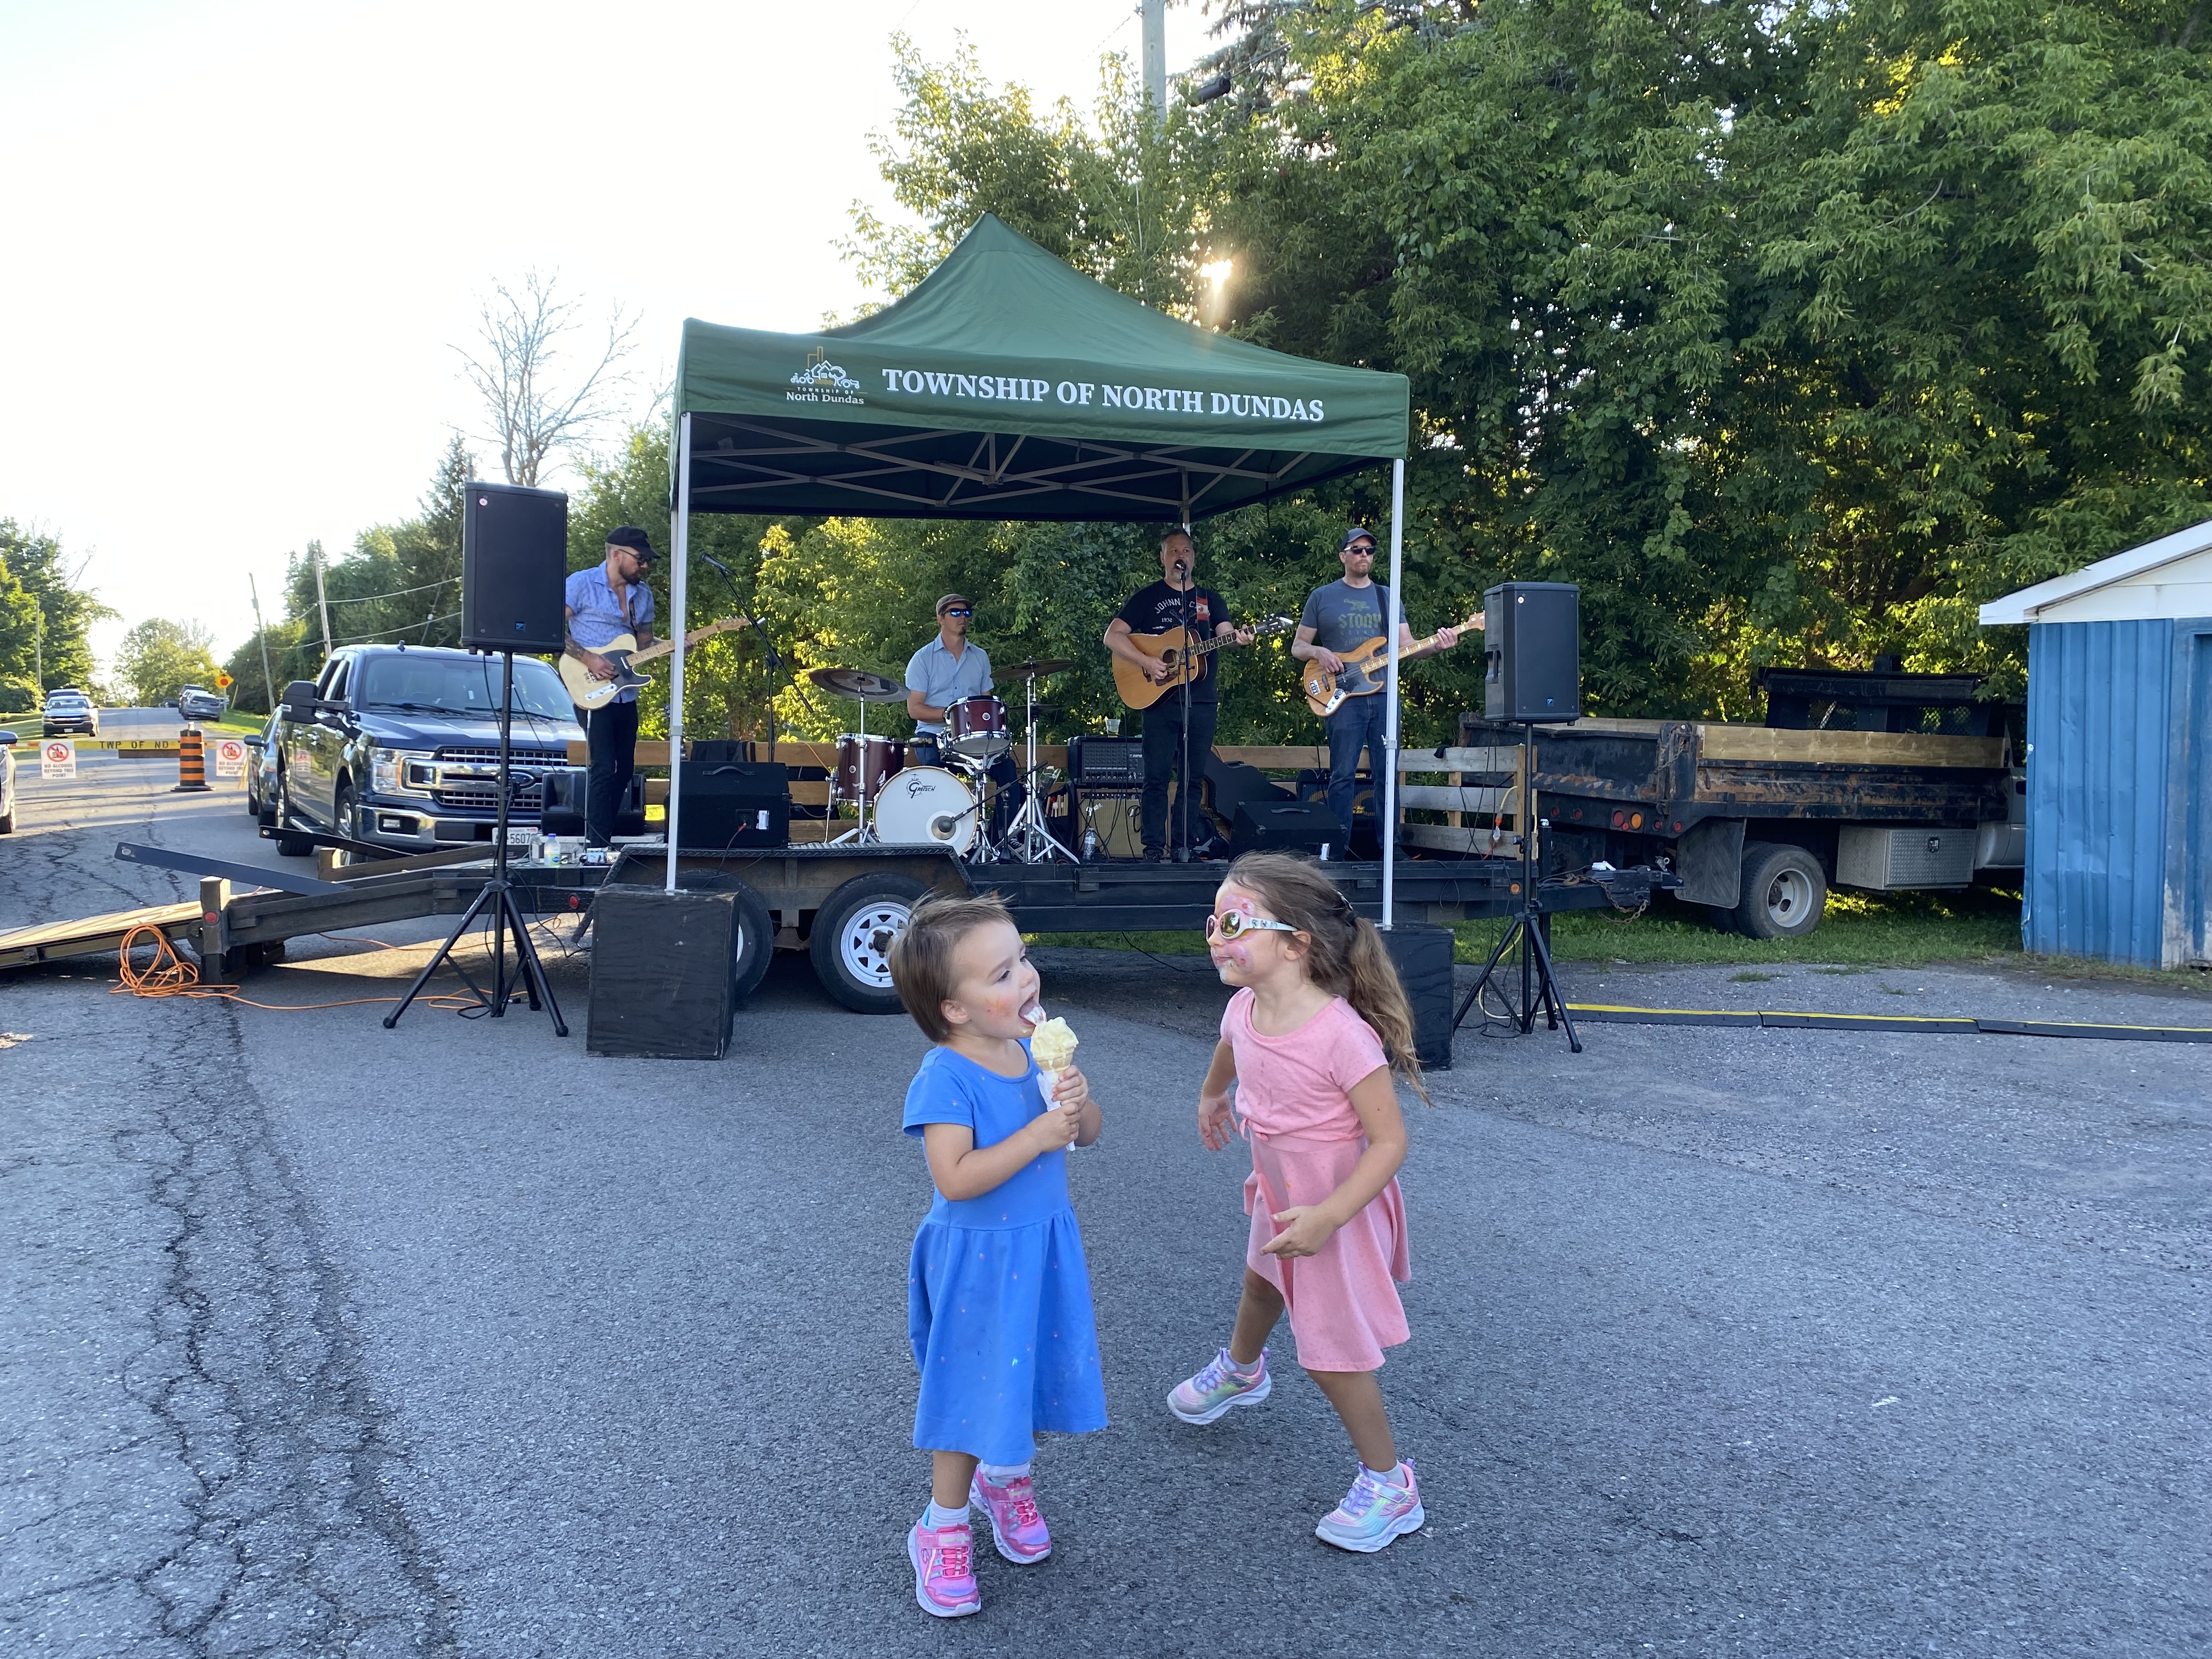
[995,663,1077,863]
[1449,722,1581,1052]
[384,648,567,1035]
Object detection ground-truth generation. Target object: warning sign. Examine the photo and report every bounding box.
[41,740,76,779]
[214,672,233,690]
[213,738,248,778]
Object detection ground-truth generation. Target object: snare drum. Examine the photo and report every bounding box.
[834,733,905,803]
[871,766,979,855]
[943,695,1010,757]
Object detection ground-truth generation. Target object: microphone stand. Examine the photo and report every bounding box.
[1173,556,1197,863]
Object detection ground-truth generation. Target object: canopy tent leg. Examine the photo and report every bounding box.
[1381,456,1404,929]
[667,411,692,894]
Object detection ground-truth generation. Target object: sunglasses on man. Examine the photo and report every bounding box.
[943,607,972,618]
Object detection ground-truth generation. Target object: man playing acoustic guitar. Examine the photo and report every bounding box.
[564,525,657,848]
[1291,526,1477,843]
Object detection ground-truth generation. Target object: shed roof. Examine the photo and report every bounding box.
[1979,516,2212,624]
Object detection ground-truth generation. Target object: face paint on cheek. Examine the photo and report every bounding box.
[1224,941,1252,967]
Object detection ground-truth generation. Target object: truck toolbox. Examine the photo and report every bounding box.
[1836,825,1977,890]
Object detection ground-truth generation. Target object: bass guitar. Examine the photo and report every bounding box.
[560,616,751,712]
[1112,615,1294,711]
[1300,611,1483,718]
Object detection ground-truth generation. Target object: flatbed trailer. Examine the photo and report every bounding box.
[1452,715,2019,939]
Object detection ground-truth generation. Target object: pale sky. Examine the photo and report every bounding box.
[0,1,1209,677]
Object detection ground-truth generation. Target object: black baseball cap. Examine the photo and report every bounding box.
[606,525,654,562]
[1340,526,1377,551]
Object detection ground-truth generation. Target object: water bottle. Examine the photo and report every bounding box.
[1082,827,1101,861]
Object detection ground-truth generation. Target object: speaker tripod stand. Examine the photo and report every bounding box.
[1449,721,1581,1052]
[384,648,567,1035]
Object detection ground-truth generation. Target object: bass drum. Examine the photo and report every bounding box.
[872,765,979,855]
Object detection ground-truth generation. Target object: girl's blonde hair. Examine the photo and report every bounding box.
[1223,852,1431,1104]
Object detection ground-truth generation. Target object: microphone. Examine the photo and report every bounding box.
[1172,558,1189,574]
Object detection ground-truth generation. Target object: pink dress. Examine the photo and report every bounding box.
[1222,988,1411,1373]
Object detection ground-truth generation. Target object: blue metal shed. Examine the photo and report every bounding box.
[1982,519,2212,969]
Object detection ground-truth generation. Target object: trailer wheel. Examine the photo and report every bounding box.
[1733,843,1827,940]
[810,873,929,1014]
[681,874,777,1003]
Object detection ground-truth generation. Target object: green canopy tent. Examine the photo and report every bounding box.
[661,214,1421,913]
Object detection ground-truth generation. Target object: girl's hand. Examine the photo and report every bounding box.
[1025,1099,1082,1156]
[1049,1065,1090,1113]
[1198,1089,1238,1152]
[1259,1206,1340,1259]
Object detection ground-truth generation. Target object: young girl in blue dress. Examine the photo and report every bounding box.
[888,892,1106,1618]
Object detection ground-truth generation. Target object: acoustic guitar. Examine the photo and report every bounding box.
[1299,611,1483,718]
[560,617,750,712]
[1112,615,1294,710]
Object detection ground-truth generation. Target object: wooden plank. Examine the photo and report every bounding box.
[1399,783,1510,814]
[0,900,201,968]
[1399,823,1523,856]
[1397,745,1521,773]
[1695,725,2005,768]
[1214,745,1328,769]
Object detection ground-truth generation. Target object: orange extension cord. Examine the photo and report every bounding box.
[110,924,514,1014]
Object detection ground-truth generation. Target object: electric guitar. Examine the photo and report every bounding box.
[560,617,750,712]
[1300,611,1483,718]
[1113,615,1294,710]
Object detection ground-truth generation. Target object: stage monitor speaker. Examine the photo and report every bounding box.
[676,759,790,850]
[1483,581,1581,723]
[587,887,735,1059]
[1204,754,1295,824]
[462,480,568,653]
[1229,799,1345,859]
[539,769,645,838]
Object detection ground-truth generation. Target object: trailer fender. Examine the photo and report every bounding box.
[1672,817,1746,907]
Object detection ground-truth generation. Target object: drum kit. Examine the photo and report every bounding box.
[806,657,1077,862]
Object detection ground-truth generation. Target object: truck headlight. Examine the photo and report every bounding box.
[371,747,436,795]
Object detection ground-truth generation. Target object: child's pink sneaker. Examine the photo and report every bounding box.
[969,1468,1052,1563]
[906,1517,981,1617]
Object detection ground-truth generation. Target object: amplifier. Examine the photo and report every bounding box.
[1229,798,1345,858]
[1076,795,1144,859]
[539,768,645,837]
[676,760,790,850]
[1068,735,1144,787]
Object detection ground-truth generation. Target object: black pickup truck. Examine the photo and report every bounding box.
[268,644,585,857]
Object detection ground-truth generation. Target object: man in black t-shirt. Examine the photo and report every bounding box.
[1103,527,1254,860]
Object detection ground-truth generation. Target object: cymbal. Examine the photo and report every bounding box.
[808,667,907,703]
[1000,657,1072,680]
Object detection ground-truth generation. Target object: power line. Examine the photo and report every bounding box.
[322,578,453,606]
[331,610,461,647]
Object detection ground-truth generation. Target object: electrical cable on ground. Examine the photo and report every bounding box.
[111,923,517,1014]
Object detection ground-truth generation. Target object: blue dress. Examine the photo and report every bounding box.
[904,1043,1108,1464]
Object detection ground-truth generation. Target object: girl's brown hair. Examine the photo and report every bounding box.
[1223,851,1431,1104]
[888,890,1017,1042]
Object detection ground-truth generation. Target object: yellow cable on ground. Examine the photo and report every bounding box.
[110,924,495,1013]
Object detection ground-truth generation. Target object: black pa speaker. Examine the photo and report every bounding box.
[587,887,736,1059]
[462,481,568,653]
[676,760,790,850]
[1381,921,1455,1071]
[1483,582,1581,723]
[538,768,645,837]
[1229,798,1346,858]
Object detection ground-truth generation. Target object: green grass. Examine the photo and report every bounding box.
[1032,886,2032,970]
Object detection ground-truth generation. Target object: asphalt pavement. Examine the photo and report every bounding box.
[3,759,2207,1658]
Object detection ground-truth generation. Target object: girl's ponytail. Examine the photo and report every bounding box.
[1223,852,1432,1104]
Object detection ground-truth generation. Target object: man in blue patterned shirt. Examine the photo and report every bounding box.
[563,526,657,847]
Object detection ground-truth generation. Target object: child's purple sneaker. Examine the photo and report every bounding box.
[1314,1459,1425,1553]
[907,1517,981,1616]
[970,1468,1053,1563]
[1167,1347,1272,1425]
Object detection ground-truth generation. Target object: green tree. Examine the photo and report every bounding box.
[115,618,221,707]
[0,556,41,710]
[0,521,116,695]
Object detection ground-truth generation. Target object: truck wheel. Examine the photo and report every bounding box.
[1733,843,1827,940]
[274,772,316,858]
[682,874,777,1003]
[809,873,930,1014]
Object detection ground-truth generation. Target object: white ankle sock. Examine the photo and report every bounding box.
[1363,1460,1407,1486]
[926,1500,969,1530]
[1225,1348,1264,1378]
[976,1461,1030,1485]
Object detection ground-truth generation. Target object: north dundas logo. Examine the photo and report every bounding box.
[787,348,865,405]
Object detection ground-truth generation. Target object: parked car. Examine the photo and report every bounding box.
[177,685,227,722]
[41,689,98,737]
[271,644,585,856]
[244,712,281,820]
[0,728,15,833]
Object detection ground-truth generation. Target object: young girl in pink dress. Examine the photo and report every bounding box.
[1167,851,1431,1551]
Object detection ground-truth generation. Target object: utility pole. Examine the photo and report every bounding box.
[1142,0,1166,131]
[313,546,334,663]
[249,573,278,712]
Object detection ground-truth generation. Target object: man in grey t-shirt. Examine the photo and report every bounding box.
[1291,527,1476,838]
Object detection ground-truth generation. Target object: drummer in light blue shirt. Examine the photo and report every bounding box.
[905,593,994,762]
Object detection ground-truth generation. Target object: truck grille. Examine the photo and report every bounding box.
[428,747,569,813]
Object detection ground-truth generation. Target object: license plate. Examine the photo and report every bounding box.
[505,827,534,846]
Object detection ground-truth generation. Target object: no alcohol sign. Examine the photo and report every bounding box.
[41,740,76,780]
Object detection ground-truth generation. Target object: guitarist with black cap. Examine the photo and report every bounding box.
[564,525,657,848]
[1291,526,1476,842]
